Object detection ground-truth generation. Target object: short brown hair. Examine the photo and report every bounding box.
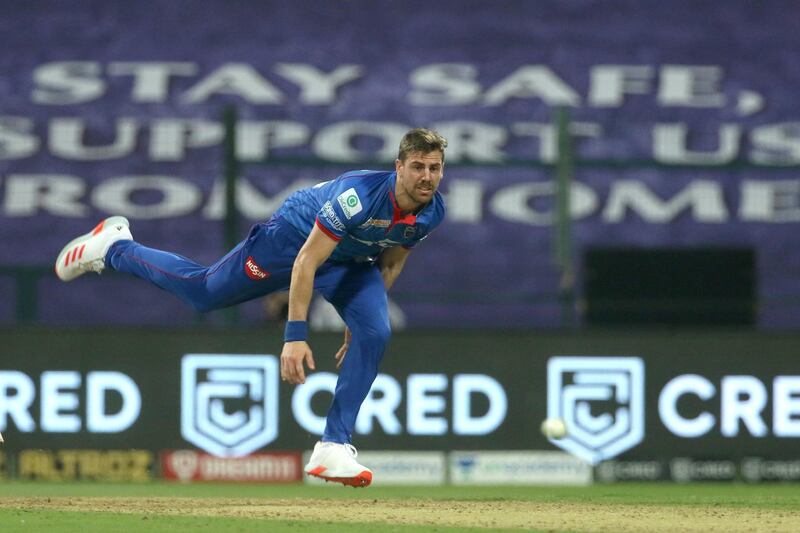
[397,128,448,162]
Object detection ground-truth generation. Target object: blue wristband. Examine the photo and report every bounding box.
[284,320,308,342]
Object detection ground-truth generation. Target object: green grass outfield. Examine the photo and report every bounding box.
[1,482,800,532]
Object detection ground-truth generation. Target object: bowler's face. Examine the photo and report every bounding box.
[395,150,444,205]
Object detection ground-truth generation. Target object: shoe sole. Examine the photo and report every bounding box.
[55,216,129,281]
[306,466,372,487]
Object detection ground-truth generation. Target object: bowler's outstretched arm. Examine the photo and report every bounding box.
[281,224,338,384]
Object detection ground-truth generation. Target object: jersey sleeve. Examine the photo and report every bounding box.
[315,182,370,241]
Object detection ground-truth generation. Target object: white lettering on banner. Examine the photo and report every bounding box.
[291,372,508,436]
[148,119,224,161]
[107,62,198,102]
[92,176,203,219]
[0,371,36,431]
[483,66,581,106]
[7,117,800,164]
[774,377,800,437]
[40,371,82,432]
[32,61,106,105]
[0,117,40,159]
[452,374,507,435]
[49,118,138,160]
[653,123,741,164]
[32,62,365,105]
[721,376,768,437]
[2,174,88,217]
[0,370,141,433]
[512,121,602,163]
[355,375,402,435]
[432,122,508,162]
[750,123,800,164]
[202,178,316,221]
[10,173,800,225]
[163,450,301,482]
[658,66,726,108]
[314,121,408,162]
[409,63,759,110]
[28,61,756,111]
[86,372,142,433]
[407,374,448,435]
[182,64,284,104]
[658,374,800,438]
[589,65,654,107]
[450,451,592,486]
[291,372,338,435]
[409,64,482,105]
[740,180,800,222]
[741,458,800,482]
[274,64,363,105]
[658,374,716,437]
[670,458,737,482]
[602,180,728,223]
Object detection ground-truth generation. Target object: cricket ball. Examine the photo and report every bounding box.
[541,418,567,439]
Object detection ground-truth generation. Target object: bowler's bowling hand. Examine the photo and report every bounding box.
[334,327,351,370]
[281,341,316,384]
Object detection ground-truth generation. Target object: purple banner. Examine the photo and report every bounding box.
[1,1,800,328]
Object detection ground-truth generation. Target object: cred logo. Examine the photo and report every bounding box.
[547,356,645,465]
[181,354,279,457]
[244,256,269,280]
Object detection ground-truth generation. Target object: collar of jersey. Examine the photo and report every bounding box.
[387,172,436,231]
[388,189,418,229]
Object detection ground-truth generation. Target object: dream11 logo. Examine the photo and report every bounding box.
[181,354,279,457]
[547,356,645,465]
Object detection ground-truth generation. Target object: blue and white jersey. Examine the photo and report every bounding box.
[275,170,445,262]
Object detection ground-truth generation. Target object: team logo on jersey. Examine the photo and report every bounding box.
[403,226,417,239]
[337,188,363,219]
[244,256,269,280]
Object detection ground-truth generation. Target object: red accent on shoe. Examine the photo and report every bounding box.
[91,220,106,236]
[308,469,372,488]
[70,247,79,263]
[308,466,326,476]
[78,244,86,259]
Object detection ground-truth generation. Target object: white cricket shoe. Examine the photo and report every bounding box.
[304,441,373,487]
[55,216,132,282]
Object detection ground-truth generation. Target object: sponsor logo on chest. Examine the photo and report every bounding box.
[358,218,392,229]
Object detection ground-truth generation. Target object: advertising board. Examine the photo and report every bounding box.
[2,328,800,468]
[161,449,301,483]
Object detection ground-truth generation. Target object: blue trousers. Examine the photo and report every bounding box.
[106,216,390,444]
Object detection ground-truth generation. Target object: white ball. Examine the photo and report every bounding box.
[541,418,567,439]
